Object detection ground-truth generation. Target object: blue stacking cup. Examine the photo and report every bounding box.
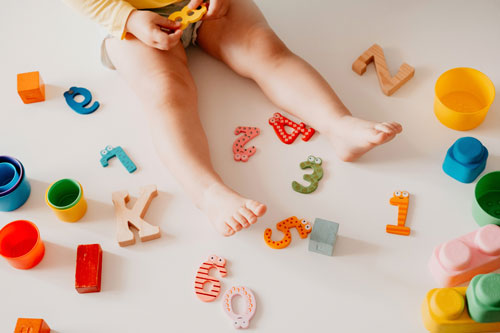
[0,156,31,212]
[0,163,19,192]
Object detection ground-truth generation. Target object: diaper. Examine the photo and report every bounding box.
[101,0,202,70]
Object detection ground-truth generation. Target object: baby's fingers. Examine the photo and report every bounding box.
[152,28,182,51]
[188,0,204,9]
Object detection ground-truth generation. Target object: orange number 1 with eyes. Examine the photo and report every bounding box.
[386,191,411,236]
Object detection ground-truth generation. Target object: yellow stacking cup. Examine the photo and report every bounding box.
[434,68,495,131]
[45,179,87,222]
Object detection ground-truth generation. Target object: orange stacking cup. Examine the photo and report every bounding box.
[0,220,45,269]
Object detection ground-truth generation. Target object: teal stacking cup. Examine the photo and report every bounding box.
[0,156,31,212]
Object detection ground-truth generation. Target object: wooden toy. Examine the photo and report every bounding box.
[15,318,50,333]
[268,112,315,144]
[100,145,137,173]
[443,137,488,184]
[386,191,411,236]
[75,244,102,293]
[233,126,260,162]
[17,71,45,104]
[64,86,100,115]
[222,286,256,329]
[422,287,500,332]
[264,216,312,249]
[0,220,45,270]
[466,273,500,323]
[194,255,227,302]
[111,185,161,247]
[352,44,414,96]
[168,4,207,30]
[292,155,323,194]
[308,218,339,256]
[429,224,500,287]
[472,171,500,227]
[434,67,495,131]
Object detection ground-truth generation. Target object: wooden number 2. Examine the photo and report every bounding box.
[352,43,414,96]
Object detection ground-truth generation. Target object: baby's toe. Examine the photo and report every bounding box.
[239,207,257,225]
[223,223,235,237]
[245,200,267,217]
[374,123,394,134]
[228,217,243,232]
[234,211,250,228]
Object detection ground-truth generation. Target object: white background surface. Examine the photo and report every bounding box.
[1,0,500,332]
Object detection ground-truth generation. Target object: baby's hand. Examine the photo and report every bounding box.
[188,0,229,20]
[125,10,183,50]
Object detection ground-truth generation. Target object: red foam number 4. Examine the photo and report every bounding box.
[268,112,315,144]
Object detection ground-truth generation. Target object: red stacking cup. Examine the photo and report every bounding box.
[0,220,45,269]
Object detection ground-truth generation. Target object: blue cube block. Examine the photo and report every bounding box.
[308,218,339,256]
[442,137,488,184]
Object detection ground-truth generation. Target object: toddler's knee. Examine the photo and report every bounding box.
[245,25,291,62]
[144,70,197,107]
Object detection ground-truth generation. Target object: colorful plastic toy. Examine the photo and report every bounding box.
[264,216,312,249]
[0,156,31,212]
[473,171,500,227]
[443,137,488,183]
[429,224,500,287]
[75,244,103,294]
[422,287,500,332]
[64,86,100,115]
[0,162,19,192]
[45,179,87,223]
[352,44,414,96]
[222,286,256,329]
[434,68,495,131]
[17,71,45,104]
[233,126,260,162]
[386,191,411,236]
[15,318,51,333]
[292,155,323,194]
[268,112,315,144]
[194,255,227,302]
[466,273,500,323]
[0,220,45,270]
[100,145,137,174]
[168,4,207,30]
[308,218,339,256]
[112,185,161,247]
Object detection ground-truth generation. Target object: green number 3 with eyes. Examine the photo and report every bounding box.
[292,155,323,194]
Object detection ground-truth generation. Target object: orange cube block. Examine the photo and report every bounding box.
[17,71,45,104]
[15,318,50,333]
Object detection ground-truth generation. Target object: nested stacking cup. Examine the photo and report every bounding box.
[45,178,87,222]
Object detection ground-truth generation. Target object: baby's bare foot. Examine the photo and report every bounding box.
[198,183,267,236]
[328,115,402,162]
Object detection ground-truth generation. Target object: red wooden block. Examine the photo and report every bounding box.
[75,244,102,293]
[15,318,50,333]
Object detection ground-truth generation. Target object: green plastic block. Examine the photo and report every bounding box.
[308,218,339,256]
[466,273,500,323]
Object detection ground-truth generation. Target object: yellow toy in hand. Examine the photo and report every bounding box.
[168,4,207,30]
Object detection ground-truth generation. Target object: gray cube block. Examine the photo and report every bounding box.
[308,218,339,256]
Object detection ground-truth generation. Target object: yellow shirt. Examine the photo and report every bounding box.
[62,0,180,39]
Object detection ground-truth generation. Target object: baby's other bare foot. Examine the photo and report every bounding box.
[328,115,402,162]
[198,183,267,236]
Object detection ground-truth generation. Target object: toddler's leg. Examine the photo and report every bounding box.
[197,0,402,161]
[105,37,266,236]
